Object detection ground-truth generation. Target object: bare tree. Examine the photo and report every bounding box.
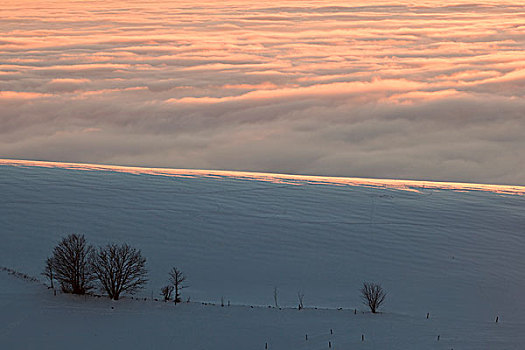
[169,267,187,304]
[42,257,55,289]
[90,243,148,300]
[161,285,174,301]
[273,287,279,308]
[297,290,304,310]
[360,282,386,313]
[50,234,94,294]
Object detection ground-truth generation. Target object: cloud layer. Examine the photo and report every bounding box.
[1,0,524,184]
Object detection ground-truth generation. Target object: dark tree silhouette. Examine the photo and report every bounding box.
[90,243,148,300]
[297,290,304,310]
[42,257,55,289]
[361,282,386,313]
[50,234,94,294]
[169,267,186,304]
[161,285,174,301]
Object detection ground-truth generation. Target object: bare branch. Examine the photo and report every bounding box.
[161,285,174,301]
[42,257,55,289]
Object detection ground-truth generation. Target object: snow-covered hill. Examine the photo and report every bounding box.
[1,159,524,349]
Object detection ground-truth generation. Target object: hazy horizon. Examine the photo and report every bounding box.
[2,158,525,194]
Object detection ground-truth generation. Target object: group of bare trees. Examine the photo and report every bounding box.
[44,234,189,302]
[44,234,148,300]
[45,235,384,313]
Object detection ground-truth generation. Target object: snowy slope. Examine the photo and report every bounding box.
[1,159,524,349]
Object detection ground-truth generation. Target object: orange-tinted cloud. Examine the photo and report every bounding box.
[1,1,524,184]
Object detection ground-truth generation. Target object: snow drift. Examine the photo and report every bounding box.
[1,159,524,349]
